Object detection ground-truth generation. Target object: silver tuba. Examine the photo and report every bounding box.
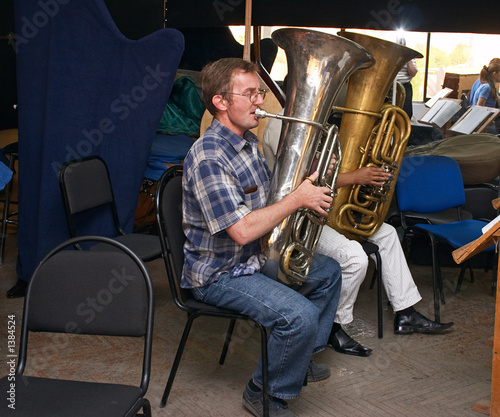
[258,28,374,286]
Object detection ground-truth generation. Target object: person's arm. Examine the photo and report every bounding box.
[335,166,391,189]
[475,83,491,107]
[407,59,417,78]
[227,170,332,245]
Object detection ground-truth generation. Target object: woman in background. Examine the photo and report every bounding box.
[470,59,500,134]
[469,59,500,107]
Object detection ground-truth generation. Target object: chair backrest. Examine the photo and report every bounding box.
[396,155,466,214]
[155,166,191,308]
[59,156,123,237]
[18,236,154,391]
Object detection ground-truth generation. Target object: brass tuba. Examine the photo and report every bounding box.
[327,31,423,241]
[258,28,374,286]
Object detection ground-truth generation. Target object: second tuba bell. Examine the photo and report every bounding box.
[328,31,423,241]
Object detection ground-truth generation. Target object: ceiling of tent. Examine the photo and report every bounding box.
[164,0,500,35]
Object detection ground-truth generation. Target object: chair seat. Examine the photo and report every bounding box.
[91,233,162,261]
[404,207,473,225]
[184,297,250,316]
[414,219,495,251]
[0,376,146,417]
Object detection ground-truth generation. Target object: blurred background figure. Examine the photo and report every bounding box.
[396,37,418,120]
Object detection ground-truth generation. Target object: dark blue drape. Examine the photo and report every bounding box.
[14,0,184,281]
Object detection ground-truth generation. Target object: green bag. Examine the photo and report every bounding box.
[157,76,205,137]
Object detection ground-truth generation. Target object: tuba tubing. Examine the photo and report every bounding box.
[327,31,423,241]
[260,28,374,286]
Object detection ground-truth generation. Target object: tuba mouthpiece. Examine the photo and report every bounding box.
[254,108,269,119]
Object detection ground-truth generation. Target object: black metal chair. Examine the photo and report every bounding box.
[58,156,162,262]
[0,235,154,416]
[155,166,271,416]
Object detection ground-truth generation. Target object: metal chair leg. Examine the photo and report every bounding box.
[362,241,384,338]
[160,313,197,408]
[374,251,383,339]
[428,233,442,323]
[257,324,269,417]
[219,319,237,365]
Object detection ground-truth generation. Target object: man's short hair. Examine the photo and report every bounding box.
[201,58,259,116]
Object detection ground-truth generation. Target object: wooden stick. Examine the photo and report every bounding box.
[243,0,252,62]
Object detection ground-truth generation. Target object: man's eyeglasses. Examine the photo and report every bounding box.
[221,89,267,103]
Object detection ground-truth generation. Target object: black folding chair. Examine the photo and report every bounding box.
[155,166,271,416]
[58,156,162,262]
[0,235,154,416]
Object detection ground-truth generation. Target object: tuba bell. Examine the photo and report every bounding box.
[259,28,374,286]
[327,31,423,241]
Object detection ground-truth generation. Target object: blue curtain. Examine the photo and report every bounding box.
[14,0,184,281]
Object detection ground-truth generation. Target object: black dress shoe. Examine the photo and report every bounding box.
[6,279,27,298]
[394,310,454,334]
[328,327,372,357]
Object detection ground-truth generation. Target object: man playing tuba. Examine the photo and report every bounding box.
[182,57,342,417]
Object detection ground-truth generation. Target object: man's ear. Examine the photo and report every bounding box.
[212,94,227,112]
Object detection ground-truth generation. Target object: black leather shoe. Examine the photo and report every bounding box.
[394,310,454,334]
[328,327,372,357]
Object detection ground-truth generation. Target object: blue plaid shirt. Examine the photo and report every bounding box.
[182,118,271,288]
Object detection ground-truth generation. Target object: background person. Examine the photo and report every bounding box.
[470,59,500,107]
[470,59,500,134]
[396,37,418,120]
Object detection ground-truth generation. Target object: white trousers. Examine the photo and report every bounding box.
[317,222,422,325]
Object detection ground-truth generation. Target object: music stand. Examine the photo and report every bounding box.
[452,199,500,416]
[449,105,500,135]
[418,98,462,130]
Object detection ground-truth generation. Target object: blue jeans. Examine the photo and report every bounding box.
[191,253,341,400]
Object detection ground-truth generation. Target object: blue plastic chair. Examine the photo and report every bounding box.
[396,155,494,322]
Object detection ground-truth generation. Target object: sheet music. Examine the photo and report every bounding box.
[483,213,500,234]
[419,99,461,128]
[450,106,495,134]
[425,87,454,108]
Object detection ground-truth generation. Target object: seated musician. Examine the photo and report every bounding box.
[263,109,454,358]
[182,57,342,417]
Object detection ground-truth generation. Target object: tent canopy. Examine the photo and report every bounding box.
[164,0,500,35]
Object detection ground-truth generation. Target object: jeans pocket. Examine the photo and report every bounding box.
[191,286,206,302]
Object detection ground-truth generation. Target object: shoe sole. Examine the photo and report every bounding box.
[395,324,454,334]
[242,396,262,417]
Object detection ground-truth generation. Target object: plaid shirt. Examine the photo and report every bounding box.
[182,118,271,288]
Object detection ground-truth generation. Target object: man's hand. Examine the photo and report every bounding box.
[326,154,337,178]
[227,172,333,245]
[294,171,333,216]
